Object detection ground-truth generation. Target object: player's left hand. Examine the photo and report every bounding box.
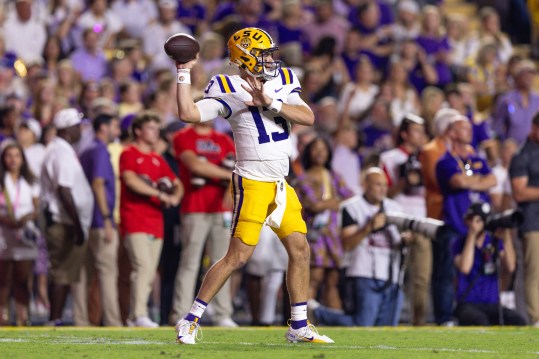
[242,76,272,107]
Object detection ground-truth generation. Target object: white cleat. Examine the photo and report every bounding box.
[176,318,202,345]
[286,322,334,344]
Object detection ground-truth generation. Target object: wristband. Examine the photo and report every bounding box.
[268,98,282,114]
[177,69,191,84]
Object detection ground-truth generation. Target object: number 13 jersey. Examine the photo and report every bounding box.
[203,68,303,182]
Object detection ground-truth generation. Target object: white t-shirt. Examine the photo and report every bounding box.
[338,83,379,120]
[24,143,45,178]
[111,0,157,39]
[3,16,47,63]
[0,175,40,260]
[41,137,94,239]
[342,196,403,283]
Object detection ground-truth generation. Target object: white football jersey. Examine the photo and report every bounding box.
[203,68,302,181]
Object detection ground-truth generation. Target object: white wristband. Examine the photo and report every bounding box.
[268,98,282,114]
[177,69,191,84]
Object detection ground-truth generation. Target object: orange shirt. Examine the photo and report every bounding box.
[419,137,447,220]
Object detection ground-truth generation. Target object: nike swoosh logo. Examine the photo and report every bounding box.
[275,87,284,93]
[304,336,314,341]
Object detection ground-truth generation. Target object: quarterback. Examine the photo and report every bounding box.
[174,27,334,344]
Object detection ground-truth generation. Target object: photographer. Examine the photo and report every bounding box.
[169,121,237,327]
[380,114,430,325]
[313,168,404,326]
[452,202,525,326]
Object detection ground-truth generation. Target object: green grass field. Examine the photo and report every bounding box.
[1,326,538,359]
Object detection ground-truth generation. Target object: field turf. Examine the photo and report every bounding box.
[1,326,538,358]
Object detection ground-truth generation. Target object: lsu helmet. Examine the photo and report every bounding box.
[227,27,281,80]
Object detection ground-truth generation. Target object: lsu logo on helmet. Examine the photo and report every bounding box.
[227,27,281,81]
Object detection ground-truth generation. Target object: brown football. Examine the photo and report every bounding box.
[164,33,200,64]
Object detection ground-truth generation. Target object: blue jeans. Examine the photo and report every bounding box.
[431,226,458,324]
[314,277,403,326]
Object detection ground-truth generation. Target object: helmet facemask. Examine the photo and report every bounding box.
[250,48,281,81]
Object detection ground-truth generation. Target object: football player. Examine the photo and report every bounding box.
[174,27,334,344]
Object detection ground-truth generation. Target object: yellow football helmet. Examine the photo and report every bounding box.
[227,27,281,80]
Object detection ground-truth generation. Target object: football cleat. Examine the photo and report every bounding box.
[285,321,334,344]
[176,318,202,345]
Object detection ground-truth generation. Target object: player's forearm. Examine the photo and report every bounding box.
[176,84,201,123]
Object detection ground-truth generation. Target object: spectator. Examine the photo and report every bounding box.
[392,0,420,44]
[56,60,81,108]
[177,0,208,35]
[157,121,183,325]
[42,35,66,78]
[296,137,353,310]
[142,0,191,73]
[301,0,350,55]
[313,168,404,326]
[397,39,438,95]
[338,56,379,122]
[31,77,56,125]
[0,142,40,325]
[332,121,362,195]
[491,60,539,144]
[469,7,513,65]
[79,114,122,326]
[275,0,309,68]
[453,201,525,326]
[509,112,539,327]
[111,0,157,41]
[384,59,421,127]
[416,6,453,88]
[119,111,183,327]
[16,118,44,177]
[77,0,123,50]
[170,121,237,327]
[118,80,143,118]
[41,108,94,326]
[435,114,497,325]
[380,114,429,325]
[70,29,108,82]
[3,0,47,64]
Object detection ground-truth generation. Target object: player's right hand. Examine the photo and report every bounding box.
[176,53,199,70]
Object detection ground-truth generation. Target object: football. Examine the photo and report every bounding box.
[164,33,200,64]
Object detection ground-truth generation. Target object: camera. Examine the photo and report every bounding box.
[399,153,423,191]
[156,177,174,194]
[385,211,448,239]
[485,209,523,232]
[465,202,523,232]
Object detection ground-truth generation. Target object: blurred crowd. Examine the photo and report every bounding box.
[1,0,539,328]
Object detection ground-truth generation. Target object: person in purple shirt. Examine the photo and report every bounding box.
[70,29,108,82]
[415,6,452,88]
[452,201,525,326]
[434,115,497,325]
[79,113,122,326]
[177,0,207,35]
[491,59,539,144]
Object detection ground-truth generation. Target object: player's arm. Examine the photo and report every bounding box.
[242,76,314,126]
[176,60,229,123]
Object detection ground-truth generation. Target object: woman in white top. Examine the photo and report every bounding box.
[0,142,40,325]
[338,56,379,122]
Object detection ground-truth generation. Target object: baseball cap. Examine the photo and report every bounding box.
[21,118,42,140]
[433,108,461,136]
[465,201,491,221]
[53,108,82,129]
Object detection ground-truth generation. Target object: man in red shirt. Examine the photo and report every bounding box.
[170,121,237,327]
[120,111,183,327]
